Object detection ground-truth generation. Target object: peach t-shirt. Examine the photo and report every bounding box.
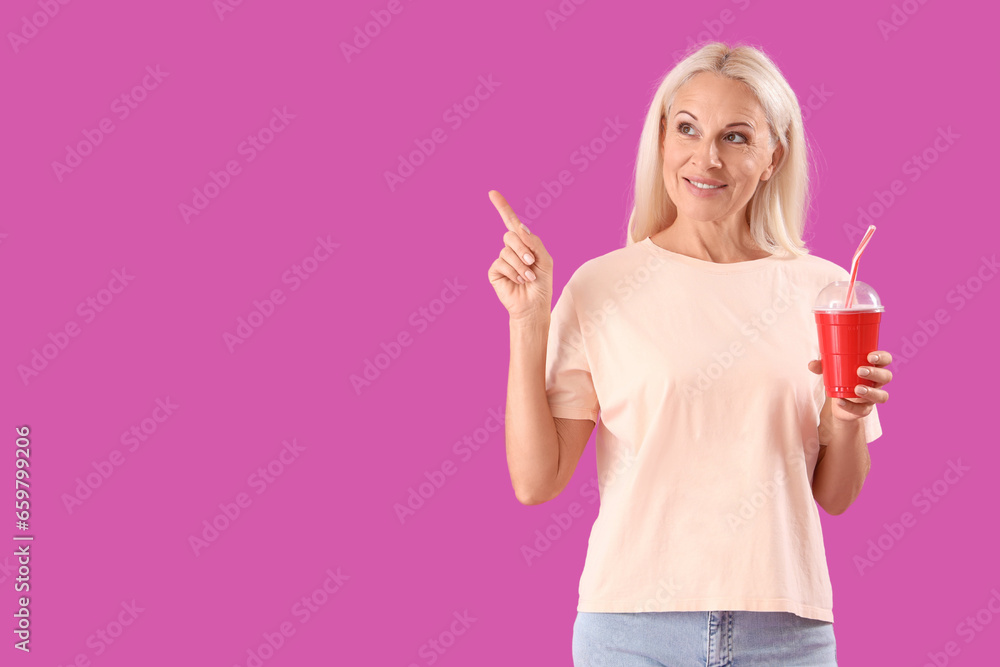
[544,236,882,624]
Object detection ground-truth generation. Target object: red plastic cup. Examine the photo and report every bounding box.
[813,280,884,399]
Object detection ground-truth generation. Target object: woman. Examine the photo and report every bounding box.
[487,41,893,666]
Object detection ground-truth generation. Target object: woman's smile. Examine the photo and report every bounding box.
[683,177,728,198]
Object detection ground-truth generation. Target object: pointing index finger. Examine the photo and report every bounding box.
[488,190,530,237]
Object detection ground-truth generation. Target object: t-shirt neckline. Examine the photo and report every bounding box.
[639,236,784,273]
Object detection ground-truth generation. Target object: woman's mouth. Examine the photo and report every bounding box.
[684,178,727,197]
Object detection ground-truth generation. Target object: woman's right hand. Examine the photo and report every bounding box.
[487,190,554,323]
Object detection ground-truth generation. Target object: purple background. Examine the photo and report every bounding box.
[1,0,996,665]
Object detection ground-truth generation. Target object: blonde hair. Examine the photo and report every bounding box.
[624,41,812,257]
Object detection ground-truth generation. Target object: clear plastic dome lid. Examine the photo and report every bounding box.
[813,279,884,312]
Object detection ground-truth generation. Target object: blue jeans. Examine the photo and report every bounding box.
[572,610,837,666]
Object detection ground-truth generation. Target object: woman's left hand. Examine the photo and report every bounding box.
[808,351,893,423]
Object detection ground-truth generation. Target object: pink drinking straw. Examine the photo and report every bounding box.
[845,225,877,308]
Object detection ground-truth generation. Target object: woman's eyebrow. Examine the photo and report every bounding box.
[675,110,755,130]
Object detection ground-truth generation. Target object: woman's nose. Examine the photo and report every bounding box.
[693,140,722,168]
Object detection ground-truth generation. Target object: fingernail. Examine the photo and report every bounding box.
[858,367,870,377]
[525,269,536,282]
[869,353,879,363]
[521,223,531,235]
[523,252,534,265]
[856,386,868,395]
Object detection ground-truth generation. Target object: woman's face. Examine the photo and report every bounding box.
[660,71,782,225]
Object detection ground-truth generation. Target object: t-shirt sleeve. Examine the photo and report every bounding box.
[545,281,600,422]
[862,403,882,444]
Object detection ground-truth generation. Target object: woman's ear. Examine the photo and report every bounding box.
[762,140,784,181]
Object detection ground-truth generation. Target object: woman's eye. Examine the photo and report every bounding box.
[676,123,748,144]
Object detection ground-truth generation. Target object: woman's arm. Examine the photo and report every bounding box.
[506,314,562,505]
[809,351,891,514]
[812,396,871,515]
